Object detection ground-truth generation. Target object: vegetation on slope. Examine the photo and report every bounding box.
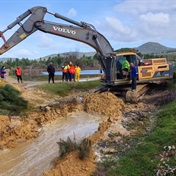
[0,84,28,115]
[96,95,176,176]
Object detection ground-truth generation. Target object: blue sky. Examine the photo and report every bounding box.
[0,0,176,59]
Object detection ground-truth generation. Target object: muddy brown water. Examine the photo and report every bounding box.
[0,111,105,176]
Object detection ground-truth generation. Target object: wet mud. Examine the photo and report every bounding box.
[0,112,105,176]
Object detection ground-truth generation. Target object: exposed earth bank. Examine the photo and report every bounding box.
[0,78,174,176]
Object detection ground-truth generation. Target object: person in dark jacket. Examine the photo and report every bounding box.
[47,62,55,83]
[0,66,6,79]
[130,62,138,91]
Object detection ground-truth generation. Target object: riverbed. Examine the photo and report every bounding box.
[0,111,105,176]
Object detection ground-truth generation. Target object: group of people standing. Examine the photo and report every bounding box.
[1,61,82,84]
[61,62,81,82]
[47,61,81,84]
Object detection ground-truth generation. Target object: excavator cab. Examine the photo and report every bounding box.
[112,51,174,86]
[112,51,140,85]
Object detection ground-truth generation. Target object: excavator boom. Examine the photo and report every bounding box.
[0,6,114,83]
[0,6,47,54]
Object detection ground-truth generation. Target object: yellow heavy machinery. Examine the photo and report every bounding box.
[115,52,172,84]
[0,6,174,101]
[102,51,174,101]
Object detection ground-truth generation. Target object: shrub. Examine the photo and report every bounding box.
[57,137,78,158]
[57,137,92,160]
[0,84,28,115]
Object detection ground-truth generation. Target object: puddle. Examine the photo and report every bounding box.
[0,111,104,176]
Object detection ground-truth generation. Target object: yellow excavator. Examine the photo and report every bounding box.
[105,51,174,101]
[0,6,174,101]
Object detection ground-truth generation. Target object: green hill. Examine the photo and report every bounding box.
[135,42,176,53]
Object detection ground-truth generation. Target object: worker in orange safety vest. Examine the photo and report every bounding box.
[15,66,23,83]
[68,62,75,82]
[62,65,68,82]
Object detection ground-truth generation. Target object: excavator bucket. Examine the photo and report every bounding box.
[125,84,149,102]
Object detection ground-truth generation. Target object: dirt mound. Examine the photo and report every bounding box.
[0,115,39,149]
[83,92,124,119]
[43,92,125,176]
[44,150,96,176]
[21,87,58,106]
[0,78,22,91]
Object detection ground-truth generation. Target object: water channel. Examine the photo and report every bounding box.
[42,69,103,75]
[0,111,104,176]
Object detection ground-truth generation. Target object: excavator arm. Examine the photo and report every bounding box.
[0,6,47,54]
[0,6,114,83]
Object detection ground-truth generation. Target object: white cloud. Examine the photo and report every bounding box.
[36,33,58,50]
[68,8,77,17]
[106,17,131,35]
[14,49,35,58]
[1,48,39,59]
[134,12,171,41]
[101,17,136,42]
[140,12,170,27]
[97,0,176,48]
[114,0,176,16]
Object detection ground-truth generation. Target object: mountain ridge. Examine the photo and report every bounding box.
[135,42,176,53]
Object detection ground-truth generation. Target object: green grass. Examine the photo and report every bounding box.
[37,80,102,97]
[14,74,99,82]
[98,100,176,176]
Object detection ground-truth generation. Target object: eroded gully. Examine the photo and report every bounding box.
[0,111,105,176]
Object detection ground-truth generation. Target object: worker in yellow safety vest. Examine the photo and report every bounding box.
[75,64,81,82]
[122,59,130,79]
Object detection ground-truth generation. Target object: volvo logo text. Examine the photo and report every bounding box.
[53,26,76,35]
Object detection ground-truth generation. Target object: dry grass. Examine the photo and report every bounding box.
[57,137,92,160]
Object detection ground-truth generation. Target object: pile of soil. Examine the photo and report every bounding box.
[43,92,125,176]
[83,92,124,119]
[44,150,97,176]
[0,115,39,149]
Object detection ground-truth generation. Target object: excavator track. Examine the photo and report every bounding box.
[94,84,149,103]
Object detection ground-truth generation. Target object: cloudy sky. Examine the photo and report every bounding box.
[0,0,176,59]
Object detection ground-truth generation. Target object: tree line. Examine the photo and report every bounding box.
[0,53,100,71]
[1,48,176,71]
